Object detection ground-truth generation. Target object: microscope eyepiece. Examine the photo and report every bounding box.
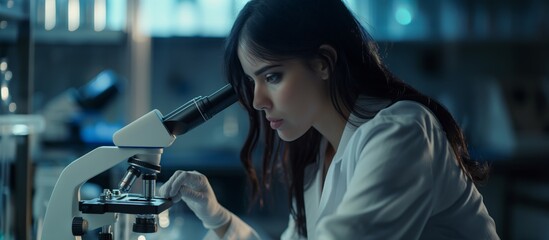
[162,84,237,136]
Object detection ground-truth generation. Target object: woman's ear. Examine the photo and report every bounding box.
[314,44,337,80]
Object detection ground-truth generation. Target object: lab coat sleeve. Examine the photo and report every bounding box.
[203,212,261,240]
[316,117,435,239]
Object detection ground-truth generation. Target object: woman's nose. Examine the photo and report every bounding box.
[252,84,271,111]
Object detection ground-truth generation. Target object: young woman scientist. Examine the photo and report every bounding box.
[159,0,500,239]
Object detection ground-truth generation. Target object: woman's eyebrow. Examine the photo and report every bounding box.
[254,64,282,76]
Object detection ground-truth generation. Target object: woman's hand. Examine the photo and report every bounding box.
[158,170,231,230]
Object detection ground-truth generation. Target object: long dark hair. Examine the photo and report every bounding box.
[224,0,488,237]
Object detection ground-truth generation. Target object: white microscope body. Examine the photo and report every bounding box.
[40,84,236,240]
[41,110,176,240]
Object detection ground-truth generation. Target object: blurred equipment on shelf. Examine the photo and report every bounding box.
[40,69,121,144]
[1,58,15,114]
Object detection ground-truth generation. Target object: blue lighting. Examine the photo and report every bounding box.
[395,7,412,25]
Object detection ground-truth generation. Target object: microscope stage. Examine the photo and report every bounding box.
[79,194,173,214]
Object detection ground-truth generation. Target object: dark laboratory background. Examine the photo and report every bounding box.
[0,0,548,239]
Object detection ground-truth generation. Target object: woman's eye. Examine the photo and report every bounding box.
[265,73,282,83]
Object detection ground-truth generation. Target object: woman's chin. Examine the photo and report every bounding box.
[276,130,303,142]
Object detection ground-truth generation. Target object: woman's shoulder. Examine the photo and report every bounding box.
[338,99,446,162]
[340,100,442,181]
[346,100,444,151]
[364,100,443,132]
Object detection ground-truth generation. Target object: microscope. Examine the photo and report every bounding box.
[40,84,238,240]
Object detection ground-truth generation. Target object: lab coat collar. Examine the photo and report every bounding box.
[311,96,391,232]
[331,96,391,164]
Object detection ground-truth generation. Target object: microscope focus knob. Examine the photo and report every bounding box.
[72,217,88,236]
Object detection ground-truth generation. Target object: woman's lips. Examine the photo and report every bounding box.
[269,119,283,129]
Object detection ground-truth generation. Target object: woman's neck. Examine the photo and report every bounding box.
[313,104,348,187]
[322,144,336,190]
[313,104,348,153]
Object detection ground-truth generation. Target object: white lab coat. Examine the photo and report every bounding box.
[205,100,499,240]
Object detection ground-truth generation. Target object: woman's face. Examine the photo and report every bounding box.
[238,46,332,141]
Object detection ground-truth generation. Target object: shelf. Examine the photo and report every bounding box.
[0,25,17,42]
[34,29,126,44]
[376,38,549,45]
[0,27,127,44]
[0,6,27,21]
[0,114,45,136]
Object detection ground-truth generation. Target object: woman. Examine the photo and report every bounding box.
[159,0,500,239]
